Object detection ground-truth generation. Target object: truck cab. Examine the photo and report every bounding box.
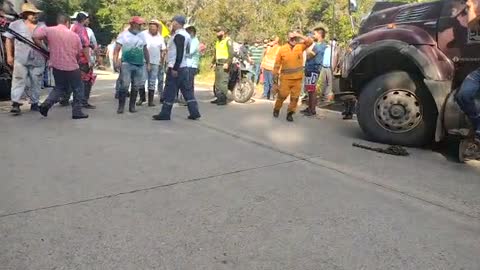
[339,0,480,146]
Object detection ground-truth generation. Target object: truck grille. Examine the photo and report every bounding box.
[395,4,432,23]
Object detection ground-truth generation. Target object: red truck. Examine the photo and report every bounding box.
[339,0,480,147]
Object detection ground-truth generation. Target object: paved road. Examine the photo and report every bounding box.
[1,73,479,269]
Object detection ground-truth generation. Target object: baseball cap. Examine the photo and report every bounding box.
[129,16,145,25]
[172,15,186,25]
[71,11,88,20]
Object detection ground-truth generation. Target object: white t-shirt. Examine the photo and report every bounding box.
[140,30,166,65]
[117,30,147,65]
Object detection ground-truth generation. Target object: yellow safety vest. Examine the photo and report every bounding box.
[215,38,230,60]
[262,45,280,71]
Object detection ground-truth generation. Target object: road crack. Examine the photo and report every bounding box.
[0,159,298,219]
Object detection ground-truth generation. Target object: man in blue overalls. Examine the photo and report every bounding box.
[152,15,201,121]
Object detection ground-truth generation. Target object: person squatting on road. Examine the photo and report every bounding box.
[137,19,167,107]
[211,26,234,106]
[272,31,313,122]
[152,15,201,121]
[34,14,88,119]
[113,16,150,114]
[456,68,480,140]
[4,3,45,114]
[301,27,327,117]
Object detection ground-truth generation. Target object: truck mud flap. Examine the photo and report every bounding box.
[423,79,452,142]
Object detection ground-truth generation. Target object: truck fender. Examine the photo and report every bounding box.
[347,40,452,81]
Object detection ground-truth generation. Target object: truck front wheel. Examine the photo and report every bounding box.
[357,71,437,147]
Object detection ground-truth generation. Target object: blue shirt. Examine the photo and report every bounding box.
[305,42,327,73]
[323,46,332,68]
[187,37,201,68]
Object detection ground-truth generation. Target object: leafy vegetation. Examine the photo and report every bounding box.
[38,0,427,46]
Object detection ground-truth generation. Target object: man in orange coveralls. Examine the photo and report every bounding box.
[272,30,313,122]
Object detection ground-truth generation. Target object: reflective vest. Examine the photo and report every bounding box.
[167,29,191,69]
[261,45,280,71]
[215,38,230,60]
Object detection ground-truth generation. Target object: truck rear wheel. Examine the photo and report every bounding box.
[357,71,437,147]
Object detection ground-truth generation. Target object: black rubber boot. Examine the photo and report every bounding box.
[286,112,294,122]
[30,103,40,112]
[129,89,138,113]
[273,110,280,118]
[72,102,88,119]
[152,114,171,121]
[10,102,21,115]
[210,99,219,104]
[217,94,227,106]
[39,103,49,117]
[343,100,355,120]
[82,83,96,109]
[59,99,70,106]
[117,92,126,114]
[72,112,89,119]
[148,90,156,107]
[137,87,146,106]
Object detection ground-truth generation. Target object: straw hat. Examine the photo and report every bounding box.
[149,19,161,25]
[21,3,42,14]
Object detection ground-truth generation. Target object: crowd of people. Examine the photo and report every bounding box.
[4,2,353,123]
[209,26,354,122]
[4,4,100,118]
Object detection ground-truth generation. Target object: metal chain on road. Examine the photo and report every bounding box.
[352,143,410,156]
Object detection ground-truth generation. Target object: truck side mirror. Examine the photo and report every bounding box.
[349,0,358,14]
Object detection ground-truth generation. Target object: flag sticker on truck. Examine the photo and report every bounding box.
[469,29,480,43]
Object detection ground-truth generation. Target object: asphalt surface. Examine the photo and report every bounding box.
[1,72,479,269]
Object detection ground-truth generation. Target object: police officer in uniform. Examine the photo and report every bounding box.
[211,26,234,106]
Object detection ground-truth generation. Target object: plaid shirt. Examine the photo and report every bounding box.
[34,24,82,71]
[70,23,90,65]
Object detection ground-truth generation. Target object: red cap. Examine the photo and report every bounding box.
[129,16,145,25]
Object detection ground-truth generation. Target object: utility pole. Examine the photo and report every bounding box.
[332,0,336,40]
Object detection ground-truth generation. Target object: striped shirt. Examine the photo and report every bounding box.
[249,46,265,64]
[34,24,82,71]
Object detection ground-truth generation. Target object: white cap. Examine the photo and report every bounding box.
[71,11,89,20]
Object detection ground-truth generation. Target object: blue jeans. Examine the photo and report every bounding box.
[118,62,145,94]
[263,69,273,98]
[145,64,160,91]
[157,68,200,119]
[43,66,49,87]
[456,68,480,134]
[254,63,261,84]
[158,65,165,99]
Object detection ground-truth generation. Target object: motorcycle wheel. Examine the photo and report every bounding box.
[233,78,254,103]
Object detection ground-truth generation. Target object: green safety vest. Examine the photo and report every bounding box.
[215,38,230,60]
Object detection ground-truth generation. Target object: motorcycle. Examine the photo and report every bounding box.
[213,52,255,104]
